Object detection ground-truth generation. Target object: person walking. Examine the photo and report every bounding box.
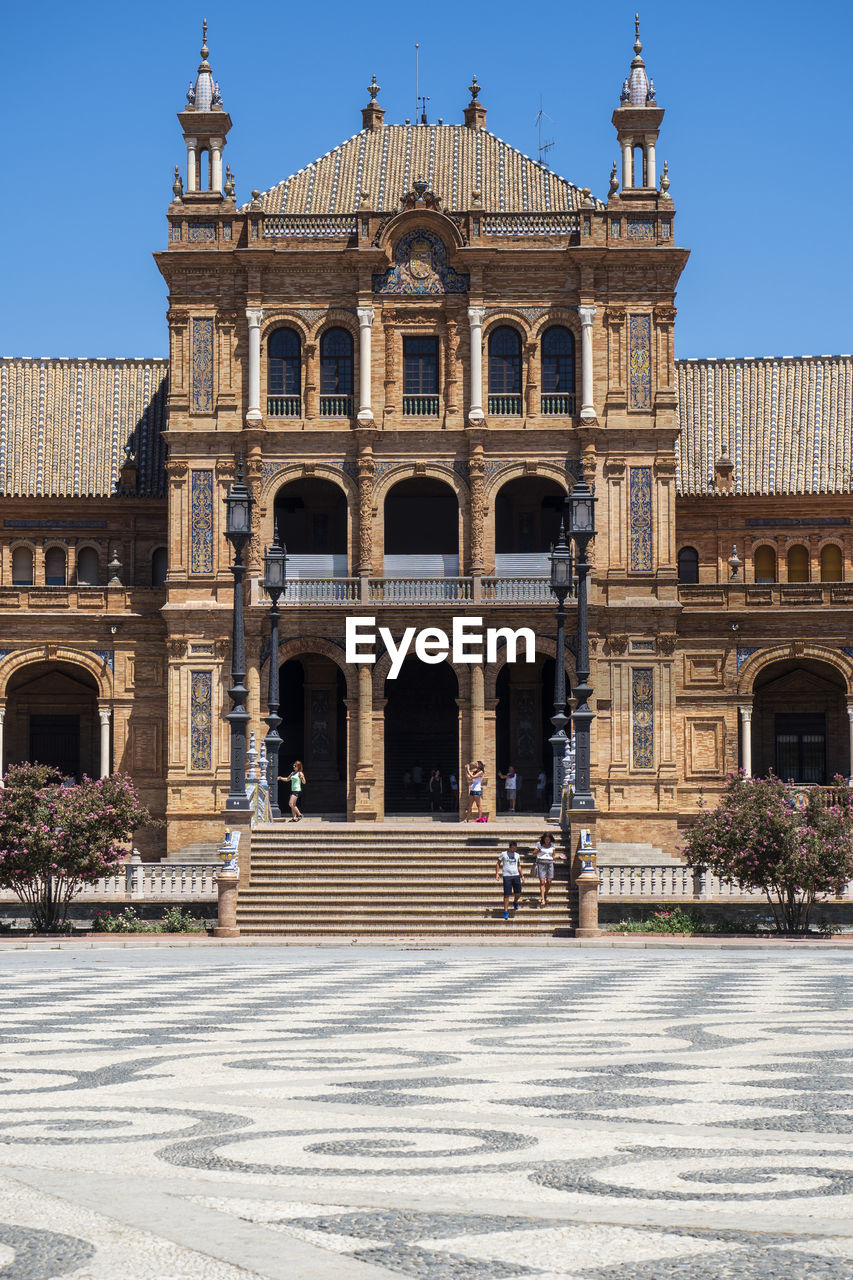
[464,760,486,822]
[533,831,566,906]
[428,768,443,813]
[498,765,518,812]
[280,760,306,821]
[496,841,525,920]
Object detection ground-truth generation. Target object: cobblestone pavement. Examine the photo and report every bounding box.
[0,944,852,1278]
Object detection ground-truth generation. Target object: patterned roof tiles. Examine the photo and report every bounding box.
[676,355,853,497]
[0,358,167,499]
[252,124,588,215]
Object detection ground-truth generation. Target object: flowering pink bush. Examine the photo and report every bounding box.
[0,763,151,932]
[682,771,853,933]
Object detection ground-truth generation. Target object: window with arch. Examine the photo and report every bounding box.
[320,328,354,415]
[267,328,301,417]
[77,547,99,586]
[44,547,67,587]
[151,547,168,588]
[753,545,777,583]
[541,326,576,415]
[488,326,522,416]
[11,546,33,586]
[787,544,809,583]
[677,546,700,584]
[402,337,440,416]
[820,544,843,582]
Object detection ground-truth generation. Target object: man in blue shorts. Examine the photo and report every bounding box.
[496,841,525,920]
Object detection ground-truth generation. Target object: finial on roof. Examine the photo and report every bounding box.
[362,74,385,130]
[224,164,235,198]
[608,162,619,197]
[464,76,487,130]
[659,160,670,197]
[634,13,642,55]
[172,166,184,200]
[367,74,380,102]
[201,18,209,61]
[186,80,196,106]
[469,75,481,101]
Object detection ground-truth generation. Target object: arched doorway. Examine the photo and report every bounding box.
[751,659,849,783]
[5,662,100,779]
[495,655,558,812]
[494,476,565,576]
[384,658,459,812]
[279,656,347,813]
[384,478,459,576]
[274,478,348,577]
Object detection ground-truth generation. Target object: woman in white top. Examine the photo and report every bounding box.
[464,760,486,822]
[533,831,566,906]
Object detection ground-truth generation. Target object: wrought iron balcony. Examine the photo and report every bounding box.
[319,395,354,417]
[541,393,576,416]
[267,395,302,418]
[488,394,522,416]
[402,395,440,417]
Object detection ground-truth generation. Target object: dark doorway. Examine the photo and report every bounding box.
[30,715,80,778]
[384,658,459,812]
[775,713,826,784]
[274,479,347,577]
[279,656,347,813]
[496,656,557,811]
[384,478,459,575]
[752,660,848,783]
[494,477,565,575]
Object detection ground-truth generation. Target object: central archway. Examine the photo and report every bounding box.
[5,662,100,779]
[494,476,565,576]
[752,659,848,783]
[279,656,347,813]
[274,478,348,577]
[495,655,556,812]
[384,478,459,576]
[384,658,459,812]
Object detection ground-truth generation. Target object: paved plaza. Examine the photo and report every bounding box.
[0,944,852,1278]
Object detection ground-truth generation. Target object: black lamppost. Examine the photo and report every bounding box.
[548,520,574,821]
[263,524,287,818]
[567,479,597,810]
[223,461,254,811]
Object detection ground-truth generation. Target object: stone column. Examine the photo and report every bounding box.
[467,307,485,422]
[210,138,223,193]
[98,707,112,778]
[645,137,656,188]
[356,445,375,577]
[470,666,485,802]
[304,342,317,419]
[577,305,597,420]
[524,341,538,417]
[739,706,753,778]
[186,137,198,193]
[357,306,374,423]
[245,308,263,423]
[847,705,853,781]
[357,665,374,771]
[468,443,486,575]
[620,139,632,191]
[445,319,460,415]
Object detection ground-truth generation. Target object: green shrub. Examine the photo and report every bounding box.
[160,905,203,933]
[615,908,725,935]
[91,907,149,934]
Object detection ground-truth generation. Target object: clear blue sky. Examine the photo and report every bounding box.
[1,0,848,360]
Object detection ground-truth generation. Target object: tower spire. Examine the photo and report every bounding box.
[611,14,663,193]
[177,22,232,198]
[362,74,385,131]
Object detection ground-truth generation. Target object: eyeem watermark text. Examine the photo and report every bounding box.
[345,617,536,679]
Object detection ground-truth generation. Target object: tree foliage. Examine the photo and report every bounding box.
[0,764,151,932]
[682,772,853,933]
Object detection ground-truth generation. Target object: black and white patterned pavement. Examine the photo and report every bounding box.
[0,944,851,1278]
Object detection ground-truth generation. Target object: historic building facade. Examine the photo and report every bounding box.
[0,23,851,860]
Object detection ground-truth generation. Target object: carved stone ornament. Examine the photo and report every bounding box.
[604,306,626,326]
[165,459,188,480]
[654,303,677,325]
[658,634,678,655]
[608,635,628,655]
[166,638,186,660]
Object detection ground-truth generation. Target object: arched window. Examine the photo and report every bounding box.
[320,328,354,415]
[677,546,699,584]
[44,547,66,587]
[820,544,843,582]
[151,547,168,588]
[787,544,809,583]
[541,326,576,415]
[77,547,99,586]
[488,326,522,415]
[267,328,301,417]
[11,546,33,586]
[753,545,777,583]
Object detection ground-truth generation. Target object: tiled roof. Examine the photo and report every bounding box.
[676,355,853,497]
[0,358,168,499]
[253,124,588,215]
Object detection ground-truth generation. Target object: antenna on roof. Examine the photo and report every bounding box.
[536,97,554,167]
[415,42,419,123]
[419,95,430,124]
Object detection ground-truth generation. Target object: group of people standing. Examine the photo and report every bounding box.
[496,834,565,919]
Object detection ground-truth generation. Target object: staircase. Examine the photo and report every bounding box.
[236,823,578,937]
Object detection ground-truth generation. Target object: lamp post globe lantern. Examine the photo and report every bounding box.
[567,478,597,812]
[263,524,287,818]
[223,460,255,811]
[547,520,574,820]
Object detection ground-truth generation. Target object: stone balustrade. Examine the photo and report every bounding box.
[597,862,853,902]
[0,862,220,905]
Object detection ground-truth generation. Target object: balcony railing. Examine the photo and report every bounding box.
[481,577,555,603]
[282,578,359,603]
[319,395,354,417]
[402,395,440,417]
[488,394,522,416]
[369,577,473,603]
[267,395,302,417]
[541,393,576,416]
[679,582,853,608]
